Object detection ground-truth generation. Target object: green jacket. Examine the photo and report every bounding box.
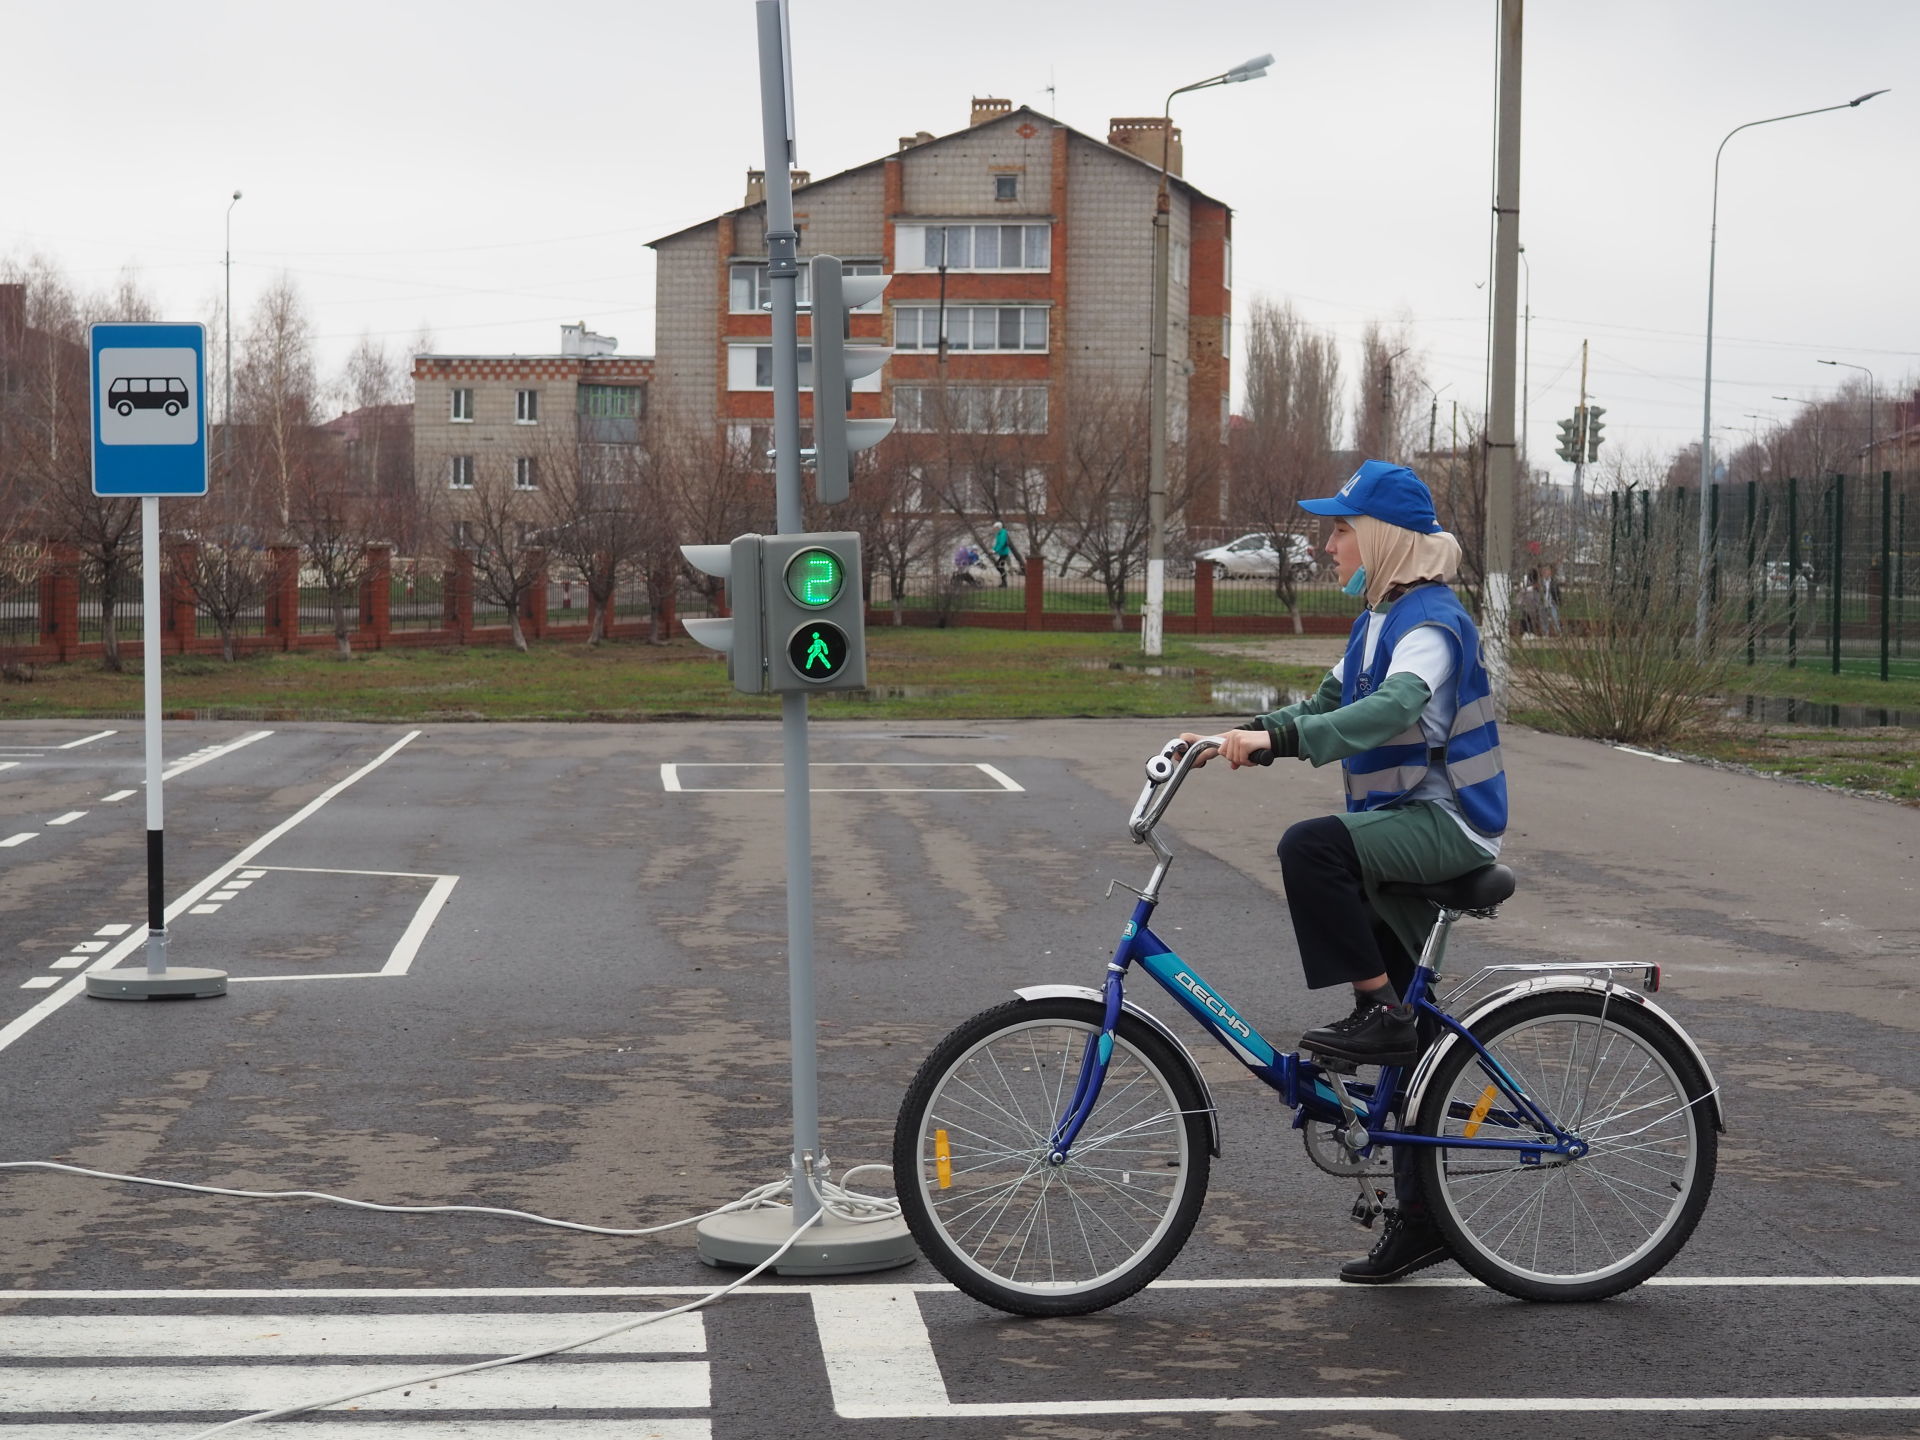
[1246,669,1432,766]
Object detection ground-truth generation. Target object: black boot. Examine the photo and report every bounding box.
[1339,1210,1448,1284]
[1300,999,1420,1067]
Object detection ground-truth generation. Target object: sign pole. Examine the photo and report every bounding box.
[141,495,167,976]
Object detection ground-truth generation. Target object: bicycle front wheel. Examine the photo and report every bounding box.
[893,997,1212,1316]
[1414,991,1716,1301]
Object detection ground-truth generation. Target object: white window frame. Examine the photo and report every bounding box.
[515,389,539,424]
[728,261,884,313]
[514,456,538,491]
[449,455,474,489]
[893,223,1051,273]
[727,343,885,393]
[450,388,474,423]
[893,305,1049,354]
[894,385,1048,435]
[993,173,1019,202]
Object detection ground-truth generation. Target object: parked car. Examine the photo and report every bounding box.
[1194,532,1318,580]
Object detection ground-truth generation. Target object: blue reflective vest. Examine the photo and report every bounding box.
[1338,584,1507,838]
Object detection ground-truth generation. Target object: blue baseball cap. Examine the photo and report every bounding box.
[1298,460,1442,534]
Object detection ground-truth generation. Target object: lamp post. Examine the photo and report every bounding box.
[224,189,242,476]
[1816,358,1875,473]
[1143,51,1271,658]
[1517,244,1531,474]
[1418,379,1451,464]
[1695,89,1886,644]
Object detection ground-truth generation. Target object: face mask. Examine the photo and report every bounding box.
[1342,565,1368,597]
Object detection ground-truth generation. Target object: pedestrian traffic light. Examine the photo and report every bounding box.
[1584,405,1606,463]
[808,254,893,505]
[681,535,767,695]
[760,531,866,692]
[1555,414,1582,464]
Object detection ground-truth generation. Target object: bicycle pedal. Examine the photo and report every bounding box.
[1350,1194,1378,1229]
[1315,1054,1359,1075]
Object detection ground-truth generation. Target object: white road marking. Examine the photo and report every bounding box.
[47,811,86,825]
[384,873,460,975]
[94,923,133,936]
[1614,744,1684,763]
[0,731,422,1058]
[20,977,60,990]
[240,869,267,878]
[224,878,253,887]
[101,789,136,802]
[810,1284,1920,1418]
[663,761,1023,793]
[2,832,36,847]
[0,1361,709,1413]
[211,890,241,900]
[7,1426,710,1440]
[71,941,108,952]
[57,729,117,749]
[50,957,88,970]
[0,1311,705,1357]
[158,728,272,781]
[189,904,222,915]
[0,760,18,772]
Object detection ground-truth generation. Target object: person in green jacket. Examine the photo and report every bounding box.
[1180,459,1508,1285]
[990,523,1015,587]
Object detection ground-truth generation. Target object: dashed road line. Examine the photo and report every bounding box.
[158,729,272,781]
[47,811,86,826]
[0,760,19,772]
[56,730,117,749]
[19,977,60,990]
[2,832,37,848]
[95,924,133,936]
[101,789,136,802]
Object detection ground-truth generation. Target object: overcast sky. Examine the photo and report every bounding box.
[4,0,1913,474]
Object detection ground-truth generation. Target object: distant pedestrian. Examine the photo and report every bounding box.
[991,523,1015,587]
[1538,564,1561,635]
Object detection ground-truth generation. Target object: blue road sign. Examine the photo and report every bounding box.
[90,322,209,497]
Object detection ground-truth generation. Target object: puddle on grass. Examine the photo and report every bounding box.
[1210,682,1313,713]
[1072,661,1201,679]
[845,685,959,701]
[1727,694,1920,731]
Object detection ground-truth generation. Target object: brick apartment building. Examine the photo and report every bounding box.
[412,323,653,542]
[647,97,1234,529]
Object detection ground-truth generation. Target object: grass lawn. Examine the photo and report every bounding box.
[0,631,1329,725]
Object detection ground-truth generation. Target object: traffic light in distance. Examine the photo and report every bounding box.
[681,535,767,695]
[1584,405,1606,463]
[809,254,894,505]
[760,531,866,693]
[1555,415,1581,463]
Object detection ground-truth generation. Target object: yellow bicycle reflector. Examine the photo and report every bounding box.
[1463,1084,1500,1139]
[934,1129,953,1189]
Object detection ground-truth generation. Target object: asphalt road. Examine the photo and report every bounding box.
[1,713,1916,1438]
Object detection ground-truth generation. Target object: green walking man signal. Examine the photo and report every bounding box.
[681,531,867,693]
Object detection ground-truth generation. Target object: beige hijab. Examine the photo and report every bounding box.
[1350,514,1463,609]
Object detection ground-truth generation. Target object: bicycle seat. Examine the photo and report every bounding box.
[1378,864,1516,911]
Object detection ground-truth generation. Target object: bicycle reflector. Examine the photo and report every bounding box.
[785,548,844,608]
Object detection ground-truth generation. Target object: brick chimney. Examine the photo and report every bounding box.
[743,168,812,207]
[1108,116,1182,176]
[898,130,936,151]
[970,96,1013,127]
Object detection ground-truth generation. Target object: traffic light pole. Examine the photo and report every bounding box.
[1573,339,1589,555]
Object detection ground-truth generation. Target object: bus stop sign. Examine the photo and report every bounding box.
[90,322,209,497]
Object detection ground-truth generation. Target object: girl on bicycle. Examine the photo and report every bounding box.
[1182,459,1507,1282]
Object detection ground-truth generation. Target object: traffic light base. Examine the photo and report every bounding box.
[85,967,228,1000]
[695,1204,917,1275]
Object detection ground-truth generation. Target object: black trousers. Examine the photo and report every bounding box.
[1276,815,1417,995]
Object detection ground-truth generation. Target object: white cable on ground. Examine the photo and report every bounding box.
[0,1156,904,1436]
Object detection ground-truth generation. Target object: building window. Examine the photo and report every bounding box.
[993,173,1019,201]
[894,305,1048,353]
[895,386,1048,434]
[516,389,539,423]
[728,261,883,313]
[450,388,474,422]
[449,455,474,489]
[453,520,476,545]
[515,457,538,490]
[1221,313,1231,359]
[894,223,1050,272]
[1223,236,1233,291]
[577,384,645,418]
[756,344,811,389]
[728,343,879,394]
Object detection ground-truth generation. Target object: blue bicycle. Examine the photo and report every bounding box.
[894,735,1723,1315]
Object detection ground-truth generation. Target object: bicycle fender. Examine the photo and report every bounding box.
[1013,984,1223,1156]
[1405,976,1725,1133]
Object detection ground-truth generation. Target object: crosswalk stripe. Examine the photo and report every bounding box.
[0,1311,706,1358]
[0,1423,712,1438]
[0,1359,709,1412]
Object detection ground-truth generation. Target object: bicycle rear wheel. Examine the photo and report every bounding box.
[1413,991,1716,1301]
[893,997,1212,1316]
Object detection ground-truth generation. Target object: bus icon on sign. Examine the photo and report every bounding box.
[109,377,191,418]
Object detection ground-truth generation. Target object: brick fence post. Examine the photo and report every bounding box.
[446,548,475,639]
[1193,559,1214,634]
[40,545,81,661]
[1024,556,1045,630]
[522,550,548,640]
[656,575,676,641]
[267,545,301,651]
[168,543,199,653]
[361,545,391,649]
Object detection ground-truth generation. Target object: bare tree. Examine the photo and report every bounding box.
[1050,382,1184,630]
[234,276,319,528]
[533,418,653,645]
[660,420,774,623]
[1352,320,1424,465]
[1234,297,1343,630]
[173,468,272,661]
[461,460,543,652]
[848,433,948,625]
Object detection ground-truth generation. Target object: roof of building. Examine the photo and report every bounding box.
[646,103,1228,249]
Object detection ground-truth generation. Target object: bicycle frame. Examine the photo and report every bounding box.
[1045,737,1586,1169]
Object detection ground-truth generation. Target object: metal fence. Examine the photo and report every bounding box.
[389,563,444,633]
[1605,470,1917,680]
[0,569,37,649]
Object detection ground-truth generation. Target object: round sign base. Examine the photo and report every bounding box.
[85,967,228,1000]
[695,1203,917,1276]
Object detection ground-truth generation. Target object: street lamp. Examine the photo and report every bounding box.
[1695,89,1887,643]
[225,189,242,476]
[1144,51,1271,657]
[1418,379,1451,461]
[1816,358,1875,472]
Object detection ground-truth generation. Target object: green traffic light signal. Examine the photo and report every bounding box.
[786,548,844,608]
[787,621,850,681]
